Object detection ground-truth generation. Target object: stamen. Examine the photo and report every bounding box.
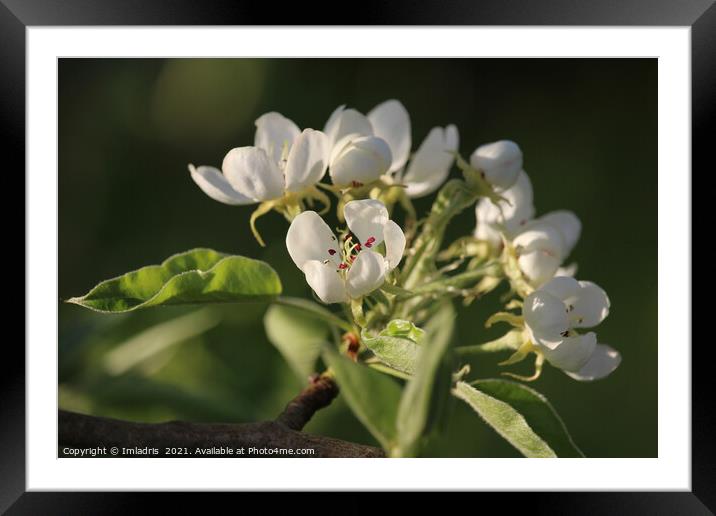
[338,263,348,270]
[351,181,364,187]
[365,237,376,248]
[328,249,336,255]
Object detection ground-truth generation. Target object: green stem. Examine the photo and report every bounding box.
[351,298,367,328]
[393,262,500,300]
[400,179,479,290]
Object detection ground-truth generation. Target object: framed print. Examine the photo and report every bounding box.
[5,0,711,510]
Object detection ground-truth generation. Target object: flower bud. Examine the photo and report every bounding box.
[513,223,566,287]
[470,140,523,190]
[329,136,392,186]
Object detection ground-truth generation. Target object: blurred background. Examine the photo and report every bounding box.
[59,58,657,457]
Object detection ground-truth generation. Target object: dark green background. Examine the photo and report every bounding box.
[58,58,657,457]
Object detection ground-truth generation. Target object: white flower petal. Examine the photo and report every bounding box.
[254,112,300,165]
[222,147,284,201]
[498,171,535,233]
[329,136,392,186]
[323,104,346,139]
[564,344,621,381]
[346,250,386,298]
[555,263,578,278]
[539,210,581,257]
[188,164,255,205]
[344,199,389,247]
[324,106,373,148]
[572,281,610,328]
[540,276,580,301]
[517,250,562,288]
[286,211,341,271]
[403,125,459,198]
[303,260,349,304]
[541,332,597,373]
[514,223,567,286]
[523,289,570,350]
[367,99,411,173]
[383,220,406,270]
[474,170,534,236]
[470,140,523,190]
[284,129,330,192]
[514,222,566,259]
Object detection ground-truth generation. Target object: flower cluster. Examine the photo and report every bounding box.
[189,100,460,245]
[188,99,620,383]
[469,140,620,380]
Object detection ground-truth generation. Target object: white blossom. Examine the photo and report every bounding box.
[324,100,459,197]
[470,140,523,190]
[329,135,393,187]
[513,210,581,287]
[189,112,329,205]
[286,199,405,304]
[523,276,620,381]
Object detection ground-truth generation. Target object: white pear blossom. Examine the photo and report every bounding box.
[523,276,620,381]
[474,170,535,247]
[513,210,581,287]
[286,199,406,304]
[324,100,459,197]
[470,140,523,190]
[329,135,393,187]
[190,111,329,205]
[324,105,393,187]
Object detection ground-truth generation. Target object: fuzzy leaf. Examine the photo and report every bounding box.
[453,379,583,458]
[67,248,281,313]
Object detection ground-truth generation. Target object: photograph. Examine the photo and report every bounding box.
[57,57,657,459]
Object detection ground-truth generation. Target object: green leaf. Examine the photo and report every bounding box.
[273,296,353,332]
[67,248,282,313]
[361,319,424,375]
[395,303,455,456]
[453,380,582,458]
[469,379,583,457]
[322,346,402,450]
[264,298,331,380]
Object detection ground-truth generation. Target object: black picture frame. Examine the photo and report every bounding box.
[5,0,709,511]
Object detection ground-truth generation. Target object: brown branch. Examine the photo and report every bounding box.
[275,373,339,430]
[58,375,384,458]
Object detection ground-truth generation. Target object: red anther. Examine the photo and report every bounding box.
[365,236,376,248]
[355,243,361,251]
[351,181,364,187]
[338,263,348,270]
[350,255,356,262]
[328,249,336,255]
